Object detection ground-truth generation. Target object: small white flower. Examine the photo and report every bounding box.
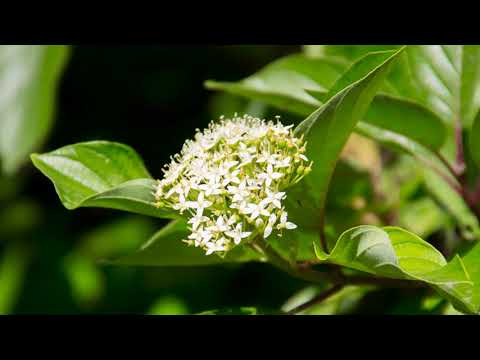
[191,192,213,213]
[238,152,256,167]
[258,164,283,187]
[243,202,270,220]
[188,210,209,231]
[172,194,196,213]
[207,216,229,233]
[263,214,277,239]
[274,156,291,168]
[256,152,278,165]
[188,228,212,247]
[246,178,261,191]
[277,211,297,230]
[229,200,248,212]
[222,169,241,187]
[225,224,252,245]
[239,142,256,154]
[198,178,223,196]
[260,189,286,209]
[205,238,227,255]
[227,181,250,202]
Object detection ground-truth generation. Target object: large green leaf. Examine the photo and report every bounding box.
[112,219,263,266]
[288,48,403,230]
[0,45,70,174]
[314,225,476,314]
[207,50,446,152]
[324,51,402,100]
[322,49,446,150]
[31,141,176,219]
[404,45,480,128]
[325,45,480,128]
[205,54,347,116]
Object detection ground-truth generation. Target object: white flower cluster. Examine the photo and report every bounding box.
[154,114,312,255]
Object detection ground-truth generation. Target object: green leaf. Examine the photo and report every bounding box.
[31,141,176,219]
[364,95,446,150]
[327,45,480,129]
[460,242,480,311]
[470,110,480,168]
[320,45,403,62]
[423,170,480,240]
[315,225,476,314]
[323,49,446,150]
[388,45,480,128]
[111,219,263,267]
[0,45,70,174]
[324,51,401,100]
[289,48,403,230]
[207,49,446,152]
[355,122,446,170]
[205,54,348,116]
[460,46,480,127]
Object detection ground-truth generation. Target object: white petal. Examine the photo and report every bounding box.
[241,231,252,238]
[263,225,273,239]
[286,222,297,230]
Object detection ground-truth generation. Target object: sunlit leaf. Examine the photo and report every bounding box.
[288,48,403,231]
[31,141,177,219]
[315,225,476,314]
[206,54,347,116]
